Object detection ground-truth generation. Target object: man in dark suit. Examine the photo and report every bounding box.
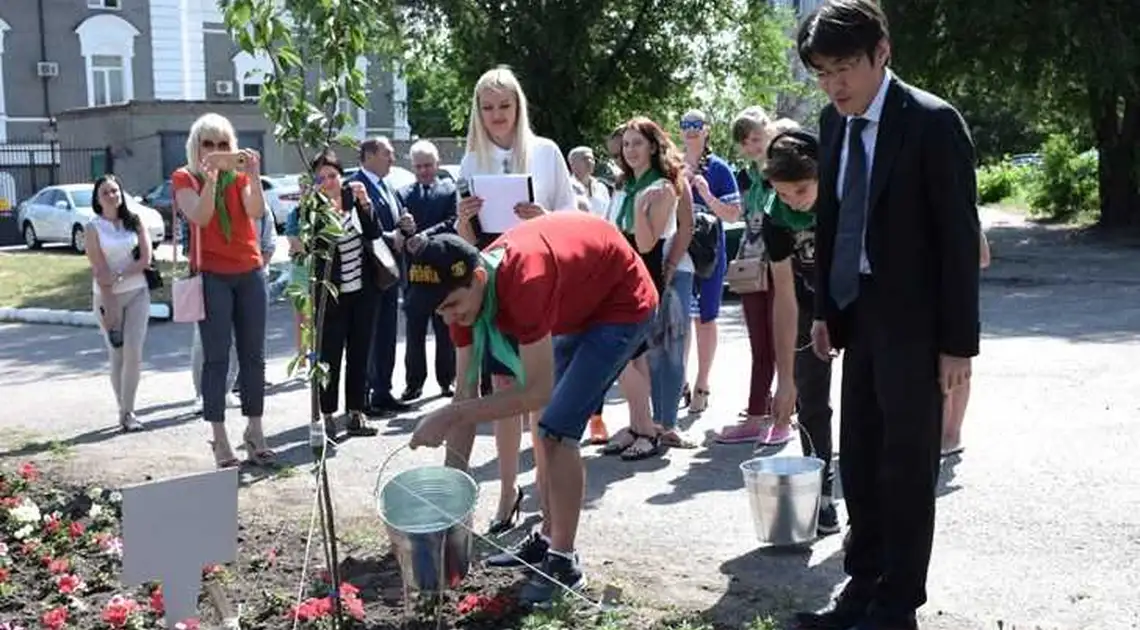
[353,136,414,415]
[397,140,457,401]
[793,2,980,630]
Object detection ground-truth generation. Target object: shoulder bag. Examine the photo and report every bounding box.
[724,203,769,295]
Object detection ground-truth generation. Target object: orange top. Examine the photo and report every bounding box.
[171,168,262,274]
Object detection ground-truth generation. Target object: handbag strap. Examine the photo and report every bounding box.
[172,173,203,274]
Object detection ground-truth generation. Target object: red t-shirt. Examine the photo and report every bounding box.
[171,168,262,274]
[451,212,659,348]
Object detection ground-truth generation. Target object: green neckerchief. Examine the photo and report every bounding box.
[615,168,663,233]
[766,185,816,231]
[742,163,767,219]
[194,170,238,242]
[465,247,525,387]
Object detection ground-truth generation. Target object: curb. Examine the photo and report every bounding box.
[0,303,173,328]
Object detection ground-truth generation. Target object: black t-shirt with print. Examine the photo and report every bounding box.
[761,214,817,305]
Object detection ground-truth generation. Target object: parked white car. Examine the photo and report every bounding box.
[261,174,301,230]
[17,183,166,253]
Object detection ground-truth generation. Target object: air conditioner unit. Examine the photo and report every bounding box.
[214,80,234,96]
[36,62,59,78]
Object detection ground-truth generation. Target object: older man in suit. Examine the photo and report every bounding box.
[792,2,980,630]
[398,140,457,401]
[352,136,414,416]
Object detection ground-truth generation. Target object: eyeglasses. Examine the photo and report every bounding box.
[200,139,231,150]
[680,119,705,131]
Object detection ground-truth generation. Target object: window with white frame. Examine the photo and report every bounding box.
[91,55,126,106]
[87,0,122,9]
[75,14,139,108]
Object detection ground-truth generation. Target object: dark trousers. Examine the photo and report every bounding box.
[319,288,375,415]
[840,276,942,616]
[367,284,400,404]
[199,270,266,423]
[794,300,834,497]
[403,304,455,391]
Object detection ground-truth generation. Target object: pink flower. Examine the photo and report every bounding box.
[67,522,84,540]
[149,586,165,615]
[40,606,67,629]
[174,620,200,630]
[101,596,139,628]
[55,574,82,595]
[0,567,9,584]
[18,462,38,482]
[47,558,70,575]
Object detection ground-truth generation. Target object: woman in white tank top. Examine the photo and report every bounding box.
[84,175,152,432]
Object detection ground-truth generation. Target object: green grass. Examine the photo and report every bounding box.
[0,248,174,310]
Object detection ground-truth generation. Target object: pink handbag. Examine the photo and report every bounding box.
[172,193,205,323]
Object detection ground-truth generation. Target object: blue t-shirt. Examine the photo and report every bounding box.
[691,153,741,213]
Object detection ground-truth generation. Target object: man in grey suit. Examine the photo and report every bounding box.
[793,2,981,629]
[398,140,457,401]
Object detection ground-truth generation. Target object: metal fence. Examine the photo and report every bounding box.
[0,143,114,246]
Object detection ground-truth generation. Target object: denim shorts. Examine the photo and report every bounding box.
[537,317,653,447]
[692,226,728,322]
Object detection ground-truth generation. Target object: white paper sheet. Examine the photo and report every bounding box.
[471,174,534,234]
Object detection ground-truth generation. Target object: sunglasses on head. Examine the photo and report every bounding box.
[200,139,231,150]
[680,119,706,131]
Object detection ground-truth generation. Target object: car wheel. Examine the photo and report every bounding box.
[22,222,42,249]
[71,224,86,254]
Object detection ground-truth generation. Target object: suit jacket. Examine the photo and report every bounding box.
[813,76,981,358]
[351,169,404,264]
[398,178,457,238]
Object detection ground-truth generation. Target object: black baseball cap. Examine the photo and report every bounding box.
[404,233,481,314]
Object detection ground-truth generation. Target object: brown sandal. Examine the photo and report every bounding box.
[658,430,698,449]
[601,427,635,455]
[620,431,660,461]
[241,429,277,466]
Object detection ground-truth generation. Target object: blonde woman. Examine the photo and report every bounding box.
[172,113,273,469]
[85,174,152,432]
[452,66,578,539]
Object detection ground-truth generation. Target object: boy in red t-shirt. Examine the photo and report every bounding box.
[407,212,657,606]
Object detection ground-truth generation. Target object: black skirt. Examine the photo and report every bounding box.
[624,233,665,360]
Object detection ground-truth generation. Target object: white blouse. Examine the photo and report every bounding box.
[459,135,579,215]
[90,216,148,295]
[607,181,693,273]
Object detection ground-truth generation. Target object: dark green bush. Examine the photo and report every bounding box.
[1026,134,1099,222]
[977,161,1026,204]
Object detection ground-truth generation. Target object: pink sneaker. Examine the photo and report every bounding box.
[714,416,771,444]
[756,423,794,447]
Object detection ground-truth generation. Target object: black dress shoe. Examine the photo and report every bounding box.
[400,387,422,402]
[439,385,454,397]
[366,396,411,416]
[793,580,874,629]
[345,412,379,437]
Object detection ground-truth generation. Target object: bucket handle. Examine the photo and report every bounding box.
[792,421,819,460]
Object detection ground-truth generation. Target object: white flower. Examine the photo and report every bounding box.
[0,542,8,556]
[102,536,123,558]
[13,524,33,540]
[86,487,104,501]
[9,499,41,524]
[88,504,105,521]
[108,491,122,504]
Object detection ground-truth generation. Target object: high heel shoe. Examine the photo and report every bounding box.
[242,428,277,466]
[487,487,524,535]
[210,440,240,469]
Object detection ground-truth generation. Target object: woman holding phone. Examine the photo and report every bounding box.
[453,66,578,536]
[172,112,273,469]
[84,174,152,432]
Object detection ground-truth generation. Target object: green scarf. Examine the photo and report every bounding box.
[742,164,767,220]
[194,170,238,242]
[745,163,815,232]
[464,247,525,387]
[615,168,663,233]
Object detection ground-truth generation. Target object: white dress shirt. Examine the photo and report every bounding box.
[836,70,892,274]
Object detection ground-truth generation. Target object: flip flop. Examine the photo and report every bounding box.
[658,430,698,449]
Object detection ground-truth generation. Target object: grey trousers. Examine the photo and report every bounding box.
[94,287,150,416]
[198,270,267,423]
[191,326,238,398]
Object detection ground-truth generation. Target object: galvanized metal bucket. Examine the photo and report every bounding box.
[375,462,479,593]
[739,454,825,547]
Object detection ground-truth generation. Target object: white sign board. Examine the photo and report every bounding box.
[120,468,240,628]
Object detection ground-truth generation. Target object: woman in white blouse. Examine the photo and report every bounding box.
[84,175,152,433]
[452,65,578,537]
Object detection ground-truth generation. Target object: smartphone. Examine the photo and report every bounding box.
[205,151,246,172]
[456,177,472,199]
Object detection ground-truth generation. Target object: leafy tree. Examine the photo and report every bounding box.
[884,0,1140,228]
[403,0,801,159]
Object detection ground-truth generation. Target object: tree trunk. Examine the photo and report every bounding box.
[1092,90,1140,229]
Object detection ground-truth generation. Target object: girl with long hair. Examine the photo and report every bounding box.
[600,116,689,459]
[84,174,152,432]
[452,66,578,537]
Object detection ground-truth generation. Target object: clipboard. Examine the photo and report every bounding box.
[470,174,535,234]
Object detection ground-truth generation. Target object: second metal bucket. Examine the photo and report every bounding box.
[739,455,825,547]
[376,465,479,593]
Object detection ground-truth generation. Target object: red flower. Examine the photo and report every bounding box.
[68,521,85,540]
[0,567,9,584]
[339,582,359,598]
[56,574,82,595]
[456,593,513,618]
[47,558,70,575]
[0,496,19,508]
[343,594,365,620]
[201,564,223,578]
[101,596,140,628]
[291,596,333,621]
[20,540,40,556]
[41,606,68,629]
[150,586,165,615]
[43,515,62,535]
[19,462,39,481]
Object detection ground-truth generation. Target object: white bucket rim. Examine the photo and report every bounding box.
[375,465,480,534]
[739,455,826,476]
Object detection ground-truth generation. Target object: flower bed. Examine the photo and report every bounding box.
[0,462,618,629]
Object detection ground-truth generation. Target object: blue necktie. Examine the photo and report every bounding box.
[829,117,870,310]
